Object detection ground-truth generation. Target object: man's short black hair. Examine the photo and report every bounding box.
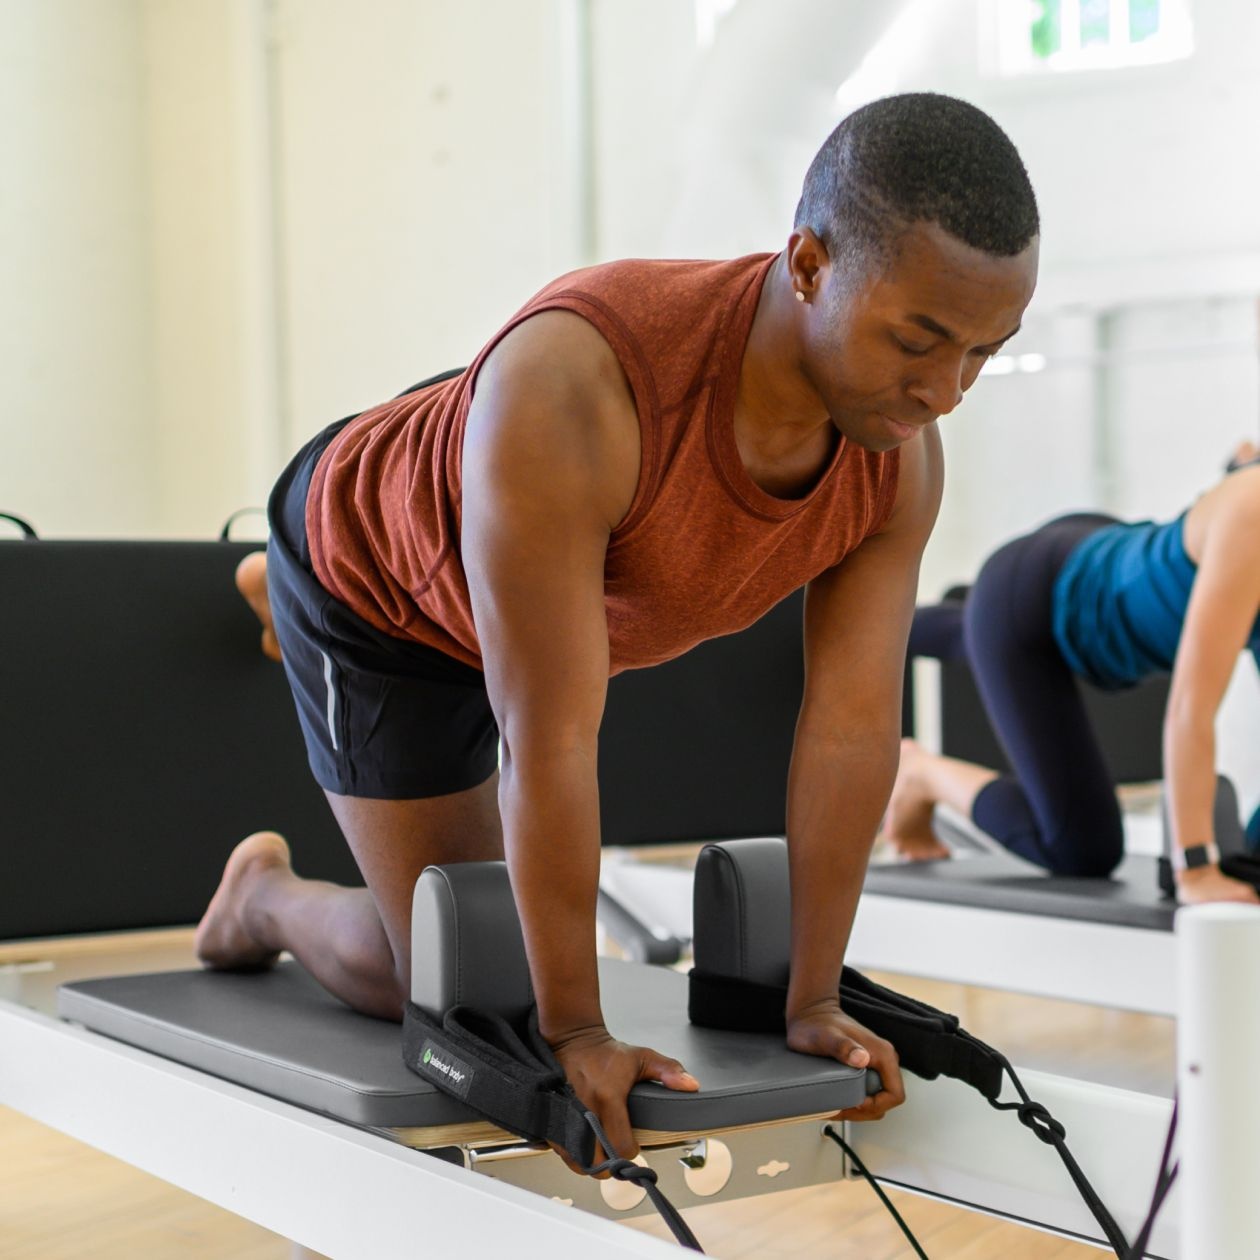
[794,93,1038,275]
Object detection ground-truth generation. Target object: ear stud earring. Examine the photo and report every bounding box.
[795,290,806,303]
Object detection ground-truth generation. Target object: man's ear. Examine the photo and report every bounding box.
[787,228,829,298]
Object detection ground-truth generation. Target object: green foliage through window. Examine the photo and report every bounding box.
[1028,0,1166,62]
[1030,0,1061,58]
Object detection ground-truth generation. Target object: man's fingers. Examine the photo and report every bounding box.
[835,1092,897,1122]
[643,1051,700,1092]
[862,1036,906,1107]
[552,1143,587,1176]
[838,1039,870,1069]
[590,1094,639,1162]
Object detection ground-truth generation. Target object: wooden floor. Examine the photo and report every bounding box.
[0,933,1173,1260]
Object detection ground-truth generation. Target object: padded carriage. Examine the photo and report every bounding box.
[863,853,1174,931]
[58,957,869,1137]
[58,855,870,1140]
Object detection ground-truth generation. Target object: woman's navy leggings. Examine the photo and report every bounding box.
[909,513,1124,876]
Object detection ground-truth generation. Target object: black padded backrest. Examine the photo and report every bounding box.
[0,539,358,941]
[410,861,533,1021]
[691,837,791,987]
[598,589,915,845]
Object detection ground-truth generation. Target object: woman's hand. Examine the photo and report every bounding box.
[1176,863,1260,905]
[786,999,906,1121]
[549,1026,698,1174]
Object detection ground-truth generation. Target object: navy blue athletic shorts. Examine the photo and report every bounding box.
[266,412,499,800]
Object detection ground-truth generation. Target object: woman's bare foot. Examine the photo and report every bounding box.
[883,739,951,861]
[195,832,293,970]
[235,551,282,662]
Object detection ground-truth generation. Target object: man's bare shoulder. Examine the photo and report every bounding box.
[469,311,641,528]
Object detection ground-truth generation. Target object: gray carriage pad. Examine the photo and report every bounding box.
[58,957,866,1134]
[863,853,1174,931]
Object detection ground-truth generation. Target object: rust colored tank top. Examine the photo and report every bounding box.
[307,253,900,674]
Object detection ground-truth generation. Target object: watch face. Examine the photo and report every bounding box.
[1184,845,1212,870]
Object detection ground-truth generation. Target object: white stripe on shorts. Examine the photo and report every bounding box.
[320,649,339,752]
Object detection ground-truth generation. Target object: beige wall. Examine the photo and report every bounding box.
[2,0,581,538]
[0,0,155,535]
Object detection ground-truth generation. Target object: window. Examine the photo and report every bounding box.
[993,0,1193,75]
[695,0,740,49]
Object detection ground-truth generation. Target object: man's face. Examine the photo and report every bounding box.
[801,222,1039,452]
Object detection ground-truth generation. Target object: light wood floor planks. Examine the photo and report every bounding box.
[0,1105,291,1260]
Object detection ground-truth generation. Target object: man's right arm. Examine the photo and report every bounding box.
[460,313,698,1163]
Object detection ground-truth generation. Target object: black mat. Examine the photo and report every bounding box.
[863,853,1174,931]
[58,958,868,1133]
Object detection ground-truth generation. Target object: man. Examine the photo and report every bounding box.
[198,92,1039,1165]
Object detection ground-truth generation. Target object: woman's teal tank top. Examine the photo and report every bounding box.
[1052,515,1260,689]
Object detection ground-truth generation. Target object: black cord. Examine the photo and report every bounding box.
[0,511,38,538]
[1121,1099,1179,1260]
[218,507,268,541]
[582,1110,705,1253]
[986,1052,1131,1256]
[824,1125,930,1259]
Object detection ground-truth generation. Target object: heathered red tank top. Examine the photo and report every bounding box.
[306,253,900,674]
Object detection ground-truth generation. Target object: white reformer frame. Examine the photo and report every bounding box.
[599,847,1179,1016]
[2,904,1256,1259]
[846,892,1178,1016]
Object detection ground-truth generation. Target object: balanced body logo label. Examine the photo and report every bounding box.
[418,1039,474,1099]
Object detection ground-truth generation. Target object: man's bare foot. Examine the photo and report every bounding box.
[235,551,282,662]
[195,832,293,970]
[883,739,951,861]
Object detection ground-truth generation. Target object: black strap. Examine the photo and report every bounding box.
[689,965,1135,1256]
[403,1001,594,1164]
[393,366,466,399]
[1221,851,1260,887]
[0,512,38,539]
[690,966,1005,1099]
[403,1001,703,1252]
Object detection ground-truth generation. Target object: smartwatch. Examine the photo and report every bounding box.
[1173,842,1220,872]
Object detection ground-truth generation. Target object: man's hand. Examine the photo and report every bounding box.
[549,1026,699,1174]
[786,999,906,1121]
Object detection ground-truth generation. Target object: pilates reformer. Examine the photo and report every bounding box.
[13,832,1250,1257]
[0,528,1241,1256]
[595,586,1209,1020]
[6,840,1184,1258]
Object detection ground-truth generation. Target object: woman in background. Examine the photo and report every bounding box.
[887,443,1260,906]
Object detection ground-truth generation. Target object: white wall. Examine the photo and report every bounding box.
[581,0,1260,806]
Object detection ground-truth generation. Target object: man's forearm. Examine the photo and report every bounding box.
[498,744,606,1038]
[783,728,898,1017]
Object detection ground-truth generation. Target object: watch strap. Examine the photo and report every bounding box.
[1173,842,1220,872]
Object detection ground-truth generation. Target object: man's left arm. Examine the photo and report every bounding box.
[785,424,943,1120]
